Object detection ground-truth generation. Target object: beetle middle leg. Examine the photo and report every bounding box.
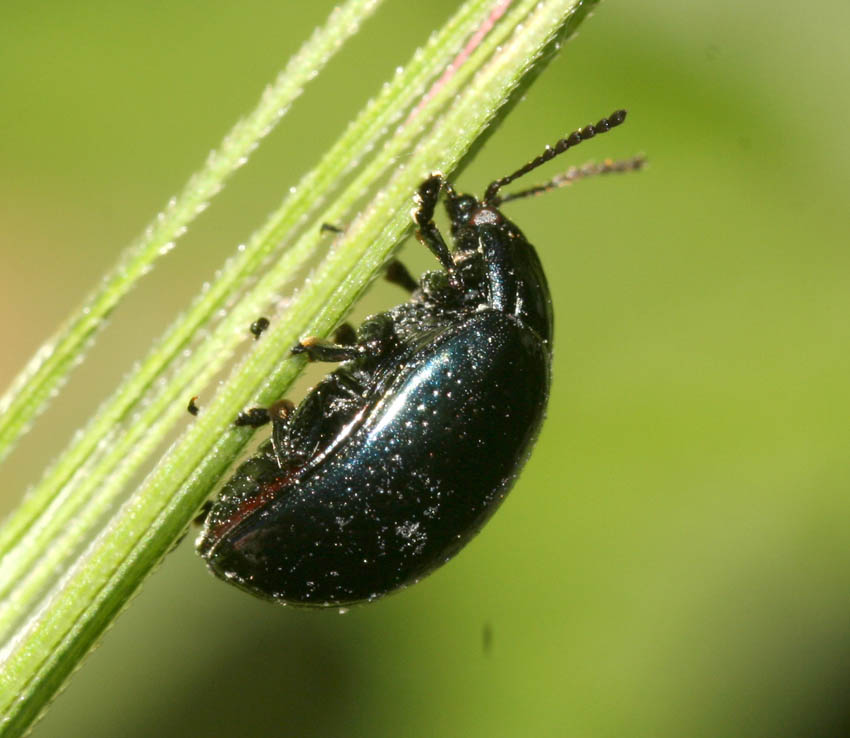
[293,313,396,363]
[292,320,364,361]
[332,322,357,346]
[193,500,214,527]
[235,407,272,427]
[291,337,361,363]
[235,399,296,467]
[385,260,418,293]
[235,399,294,431]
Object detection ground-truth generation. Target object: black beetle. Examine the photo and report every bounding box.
[197,110,641,606]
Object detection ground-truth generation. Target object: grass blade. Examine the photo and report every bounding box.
[0,0,382,468]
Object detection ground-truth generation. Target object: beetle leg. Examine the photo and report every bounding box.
[293,323,357,360]
[235,407,271,427]
[292,337,361,362]
[193,500,213,527]
[385,260,418,293]
[267,400,296,466]
[350,312,397,358]
[234,400,297,467]
[324,369,368,402]
[333,322,357,346]
[413,175,454,271]
[294,314,397,363]
[234,397,293,425]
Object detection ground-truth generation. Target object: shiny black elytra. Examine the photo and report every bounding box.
[197,110,640,606]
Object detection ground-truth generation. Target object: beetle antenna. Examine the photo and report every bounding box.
[493,155,645,205]
[483,109,628,205]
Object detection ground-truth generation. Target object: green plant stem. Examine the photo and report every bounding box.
[0,0,384,564]
[0,0,382,470]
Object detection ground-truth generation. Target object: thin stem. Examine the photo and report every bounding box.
[0,0,384,560]
[0,0,382,468]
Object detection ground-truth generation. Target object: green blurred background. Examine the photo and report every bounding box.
[2,1,849,736]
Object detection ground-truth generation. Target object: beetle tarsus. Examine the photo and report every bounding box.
[414,175,454,271]
[292,339,362,363]
[235,407,271,428]
[193,500,213,527]
[333,322,358,346]
[385,260,419,293]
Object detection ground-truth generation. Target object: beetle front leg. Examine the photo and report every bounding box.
[413,175,454,272]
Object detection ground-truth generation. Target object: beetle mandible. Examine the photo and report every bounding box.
[197,110,641,606]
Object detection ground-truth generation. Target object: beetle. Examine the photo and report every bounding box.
[197,110,641,606]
